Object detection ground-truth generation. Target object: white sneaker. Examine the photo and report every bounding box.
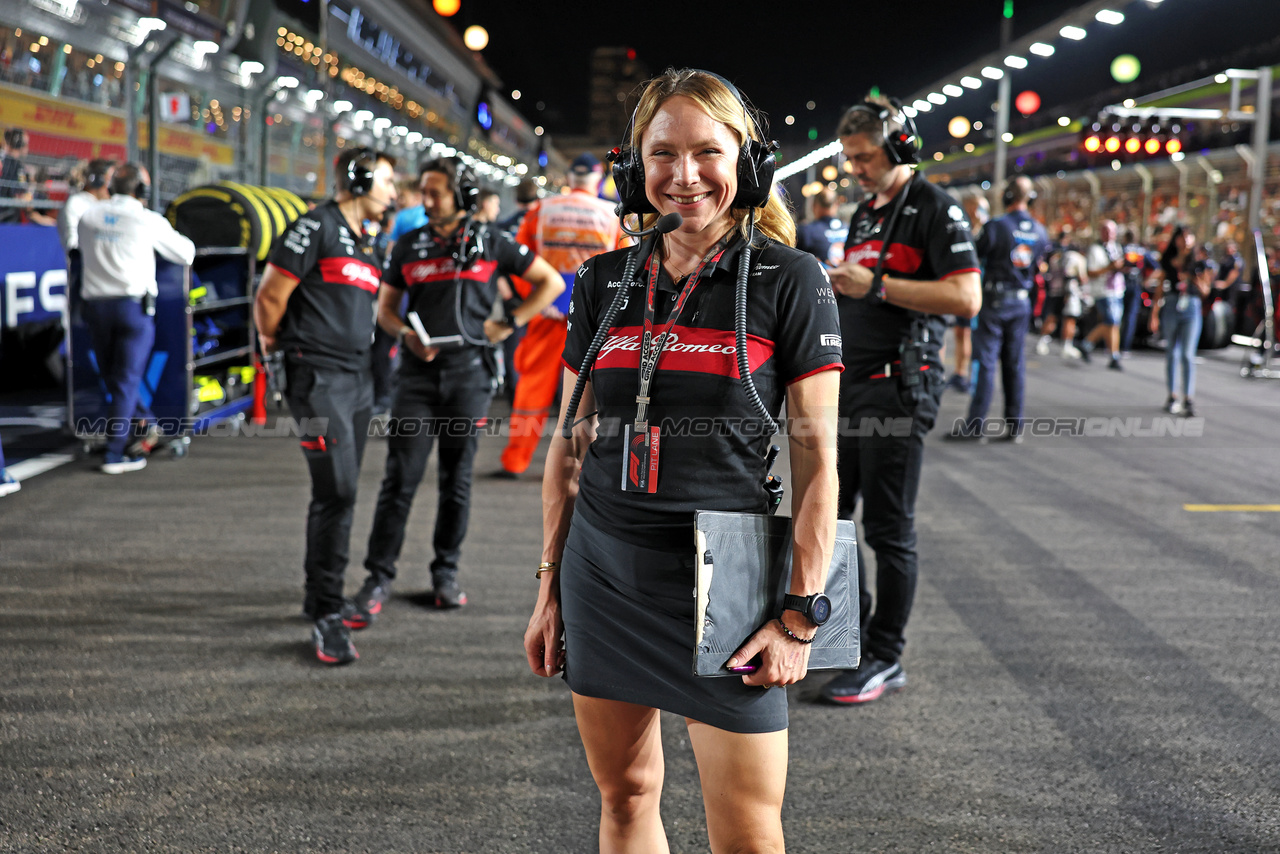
[0,470,20,497]
[1061,343,1082,360]
[1035,336,1051,356]
[101,456,147,475]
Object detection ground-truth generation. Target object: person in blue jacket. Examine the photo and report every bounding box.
[957,176,1049,441]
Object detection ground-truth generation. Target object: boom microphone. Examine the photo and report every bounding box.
[620,212,683,238]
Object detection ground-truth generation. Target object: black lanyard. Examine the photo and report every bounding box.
[634,233,731,429]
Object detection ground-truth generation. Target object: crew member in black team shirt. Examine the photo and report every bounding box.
[523,69,841,851]
[254,148,398,665]
[820,97,982,705]
[346,158,562,619]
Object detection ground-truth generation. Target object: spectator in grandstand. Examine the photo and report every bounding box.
[254,148,398,665]
[958,176,1049,441]
[1081,219,1126,370]
[947,189,988,392]
[1154,229,1209,417]
[78,162,196,474]
[795,186,848,268]
[0,127,30,224]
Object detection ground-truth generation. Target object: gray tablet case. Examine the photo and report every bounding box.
[693,510,860,677]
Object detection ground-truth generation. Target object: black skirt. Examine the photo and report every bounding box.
[560,512,788,734]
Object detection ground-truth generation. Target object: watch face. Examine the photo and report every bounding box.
[811,595,832,626]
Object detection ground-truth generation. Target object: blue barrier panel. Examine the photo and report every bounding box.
[0,225,66,331]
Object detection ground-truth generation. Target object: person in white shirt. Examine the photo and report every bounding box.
[1081,219,1127,370]
[78,162,195,473]
[57,158,114,312]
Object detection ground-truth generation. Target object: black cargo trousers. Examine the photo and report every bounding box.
[364,353,493,587]
[836,369,943,665]
[284,356,374,618]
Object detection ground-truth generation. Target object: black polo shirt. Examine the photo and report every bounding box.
[382,221,534,369]
[268,201,382,372]
[563,235,843,549]
[839,176,980,381]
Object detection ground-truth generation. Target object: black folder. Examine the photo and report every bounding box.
[693,510,860,677]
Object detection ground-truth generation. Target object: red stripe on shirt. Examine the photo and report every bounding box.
[317,257,381,293]
[843,240,924,275]
[265,262,300,283]
[591,325,774,379]
[401,258,498,287]
[788,361,844,384]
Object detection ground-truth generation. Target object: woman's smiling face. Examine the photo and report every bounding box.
[641,95,740,238]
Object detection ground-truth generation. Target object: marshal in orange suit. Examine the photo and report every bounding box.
[498,153,623,476]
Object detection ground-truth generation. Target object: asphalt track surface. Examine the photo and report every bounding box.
[3,343,1279,853]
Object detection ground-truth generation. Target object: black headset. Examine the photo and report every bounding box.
[344,148,377,197]
[608,70,779,216]
[450,159,480,214]
[85,160,113,190]
[1002,179,1038,207]
[3,128,26,150]
[847,98,922,166]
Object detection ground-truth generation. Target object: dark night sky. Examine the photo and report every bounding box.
[453,0,1280,157]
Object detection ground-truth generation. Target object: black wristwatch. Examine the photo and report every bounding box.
[783,592,831,627]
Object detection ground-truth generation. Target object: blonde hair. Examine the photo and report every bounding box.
[630,68,795,247]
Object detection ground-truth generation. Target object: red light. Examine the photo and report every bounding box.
[626,49,636,61]
[1084,135,1101,153]
[1166,138,1182,154]
[1014,90,1041,115]
[1144,138,1161,155]
[1124,137,1141,154]
[1104,136,1121,153]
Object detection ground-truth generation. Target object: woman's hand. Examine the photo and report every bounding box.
[524,586,565,677]
[727,618,813,689]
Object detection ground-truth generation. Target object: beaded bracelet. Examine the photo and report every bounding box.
[535,561,560,579]
[777,618,815,644]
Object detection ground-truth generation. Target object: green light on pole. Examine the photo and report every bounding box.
[808,127,818,141]
[1111,54,1141,84]
[1003,0,1013,19]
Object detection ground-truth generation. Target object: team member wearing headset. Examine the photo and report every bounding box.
[524,69,841,852]
[78,162,196,475]
[254,148,398,665]
[348,158,563,620]
[821,96,982,705]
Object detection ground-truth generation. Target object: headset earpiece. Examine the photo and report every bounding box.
[346,148,376,197]
[453,160,480,214]
[608,142,656,216]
